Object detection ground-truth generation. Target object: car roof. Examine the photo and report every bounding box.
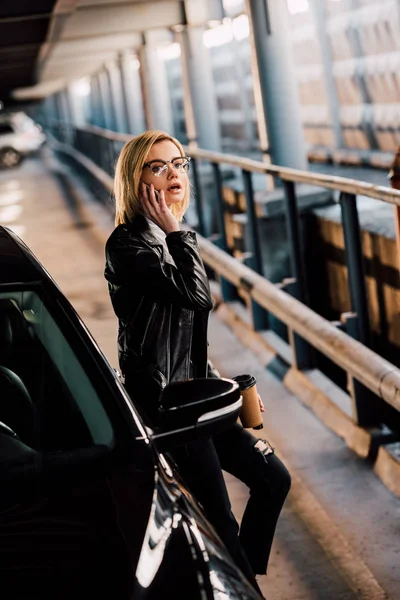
[0,226,48,285]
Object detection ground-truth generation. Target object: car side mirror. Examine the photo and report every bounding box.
[150,378,242,452]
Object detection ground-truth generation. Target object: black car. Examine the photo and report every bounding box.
[0,225,260,599]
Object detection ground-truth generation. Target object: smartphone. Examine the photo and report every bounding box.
[142,181,161,203]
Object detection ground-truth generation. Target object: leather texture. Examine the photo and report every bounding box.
[104,216,213,415]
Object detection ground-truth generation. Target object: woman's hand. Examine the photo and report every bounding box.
[258,394,265,413]
[140,182,180,235]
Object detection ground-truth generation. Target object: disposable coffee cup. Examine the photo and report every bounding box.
[232,374,263,430]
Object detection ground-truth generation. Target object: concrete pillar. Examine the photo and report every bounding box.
[55,91,68,123]
[66,87,79,126]
[176,24,221,150]
[98,68,116,131]
[62,89,75,143]
[310,0,343,149]
[246,0,307,169]
[41,96,52,129]
[118,51,146,135]
[53,93,61,122]
[63,89,74,124]
[54,90,72,143]
[43,95,59,133]
[105,62,128,133]
[90,74,106,128]
[138,33,174,133]
[231,34,255,150]
[46,94,59,123]
[67,85,86,127]
[246,16,270,163]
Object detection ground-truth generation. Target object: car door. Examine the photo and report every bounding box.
[0,284,158,599]
[0,278,259,600]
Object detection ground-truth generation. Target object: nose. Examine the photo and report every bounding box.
[166,162,178,178]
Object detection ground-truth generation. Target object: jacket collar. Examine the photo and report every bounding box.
[127,215,159,246]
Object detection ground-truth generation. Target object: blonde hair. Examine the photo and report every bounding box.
[114,129,190,226]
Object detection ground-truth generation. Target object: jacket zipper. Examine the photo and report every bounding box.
[128,296,144,330]
[139,303,157,354]
[185,312,193,379]
[166,309,171,381]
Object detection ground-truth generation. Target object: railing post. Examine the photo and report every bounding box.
[212,162,237,302]
[107,138,115,176]
[101,137,113,176]
[282,180,313,369]
[93,132,102,167]
[242,169,269,330]
[341,312,383,428]
[73,127,79,152]
[190,157,207,237]
[339,195,380,427]
[282,180,309,302]
[339,192,372,348]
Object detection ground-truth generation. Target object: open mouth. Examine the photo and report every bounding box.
[167,183,182,192]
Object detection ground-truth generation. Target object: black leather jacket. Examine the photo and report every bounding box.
[104,216,213,421]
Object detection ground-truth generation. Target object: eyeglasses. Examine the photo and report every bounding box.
[143,157,191,177]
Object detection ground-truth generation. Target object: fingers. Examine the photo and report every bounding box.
[140,182,149,210]
[140,183,178,233]
[147,183,159,210]
[140,182,155,216]
[158,188,167,208]
[141,183,166,213]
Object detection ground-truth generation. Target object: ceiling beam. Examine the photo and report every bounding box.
[49,30,142,48]
[60,2,182,40]
[0,43,41,54]
[0,13,52,24]
[36,0,80,79]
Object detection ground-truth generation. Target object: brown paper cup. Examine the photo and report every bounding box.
[233,374,263,429]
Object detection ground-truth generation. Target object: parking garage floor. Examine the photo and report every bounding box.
[1,148,399,600]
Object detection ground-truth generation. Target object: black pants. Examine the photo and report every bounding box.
[213,423,291,575]
[169,437,263,597]
[125,372,288,589]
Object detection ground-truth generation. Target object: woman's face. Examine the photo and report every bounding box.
[141,140,188,207]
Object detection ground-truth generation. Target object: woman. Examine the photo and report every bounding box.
[104,130,290,592]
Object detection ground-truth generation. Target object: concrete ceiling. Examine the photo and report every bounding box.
[9,0,225,102]
[0,0,58,104]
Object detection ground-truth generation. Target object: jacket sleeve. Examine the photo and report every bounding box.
[106,229,213,311]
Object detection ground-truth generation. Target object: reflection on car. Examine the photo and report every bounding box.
[0,225,259,599]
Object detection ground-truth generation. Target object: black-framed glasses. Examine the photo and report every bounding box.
[143,157,191,177]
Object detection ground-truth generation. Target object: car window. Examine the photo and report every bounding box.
[0,123,14,135]
[0,288,114,451]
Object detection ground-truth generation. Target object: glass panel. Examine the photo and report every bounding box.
[0,288,114,451]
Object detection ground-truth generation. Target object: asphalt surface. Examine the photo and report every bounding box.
[1,148,399,600]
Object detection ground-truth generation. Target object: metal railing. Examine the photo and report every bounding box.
[48,120,400,434]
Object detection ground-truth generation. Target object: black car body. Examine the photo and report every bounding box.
[0,226,260,599]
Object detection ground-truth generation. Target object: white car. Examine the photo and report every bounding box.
[0,112,46,168]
